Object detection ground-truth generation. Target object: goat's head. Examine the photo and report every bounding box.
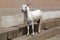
[21,4,30,12]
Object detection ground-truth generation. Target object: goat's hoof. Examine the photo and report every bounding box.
[38,32,40,34]
[27,34,29,36]
[32,33,34,36]
[38,31,41,34]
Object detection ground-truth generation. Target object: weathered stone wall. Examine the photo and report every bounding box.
[0,14,24,28]
[0,8,22,16]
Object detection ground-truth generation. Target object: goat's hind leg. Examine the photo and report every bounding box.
[32,21,34,36]
[38,19,41,34]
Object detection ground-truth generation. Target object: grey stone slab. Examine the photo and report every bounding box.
[0,33,7,40]
[47,34,60,40]
[6,27,18,39]
[53,26,60,36]
[0,28,8,40]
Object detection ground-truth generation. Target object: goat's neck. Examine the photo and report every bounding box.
[24,6,30,21]
[24,7,30,21]
[27,6,30,13]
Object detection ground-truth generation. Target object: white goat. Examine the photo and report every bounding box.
[21,4,43,35]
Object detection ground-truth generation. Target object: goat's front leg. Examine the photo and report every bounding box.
[27,25,29,36]
[32,21,34,35]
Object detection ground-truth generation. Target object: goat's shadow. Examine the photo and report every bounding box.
[22,24,38,35]
[18,24,38,36]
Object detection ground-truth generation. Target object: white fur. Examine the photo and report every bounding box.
[27,10,42,21]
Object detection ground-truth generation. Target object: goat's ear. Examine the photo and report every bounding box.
[27,4,30,6]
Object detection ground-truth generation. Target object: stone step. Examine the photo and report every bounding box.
[12,26,60,40]
[46,34,60,40]
[0,27,19,40]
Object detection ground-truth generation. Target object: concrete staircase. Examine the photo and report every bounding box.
[12,26,60,40]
